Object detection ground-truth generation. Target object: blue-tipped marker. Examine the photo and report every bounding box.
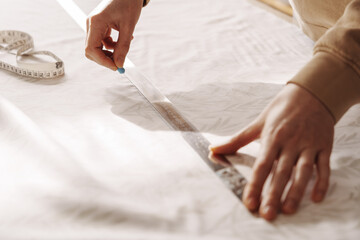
[117,67,125,74]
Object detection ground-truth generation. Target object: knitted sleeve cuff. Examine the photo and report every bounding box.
[288,52,360,122]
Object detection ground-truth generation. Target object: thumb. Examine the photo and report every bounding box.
[210,121,262,155]
[113,32,132,68]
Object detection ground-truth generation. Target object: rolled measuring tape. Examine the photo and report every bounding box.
[0,30,64,78]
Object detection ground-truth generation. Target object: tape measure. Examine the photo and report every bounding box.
[0,30,64,78]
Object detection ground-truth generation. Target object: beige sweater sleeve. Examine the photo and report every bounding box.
[289,0,360,122]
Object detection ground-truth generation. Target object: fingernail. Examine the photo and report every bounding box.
[245,197,257,210]
[117,67,125,74]
[208,145,220,151]
[283,199,297,213]
[209,139,230,150]
[262,205,277,220]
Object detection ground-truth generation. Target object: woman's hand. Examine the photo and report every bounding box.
[210,83,335,221]
[85,0,143,70]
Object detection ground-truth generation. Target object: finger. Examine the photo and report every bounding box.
[210,121,262,155]
[208,152,231,167]
[312,151,331,203]
[282,149,316,214]
[103,50,114,59]
[259,148,298,221]
[103,36,116,49]
[113,28,133,68]
[242,137,280,213]
[105,27,112,37]
[85,19,117,70]
[102,28,116,49]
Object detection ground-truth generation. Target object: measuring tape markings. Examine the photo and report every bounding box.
[0,30,64,78]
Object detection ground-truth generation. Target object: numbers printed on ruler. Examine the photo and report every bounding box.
[0,30,64,78]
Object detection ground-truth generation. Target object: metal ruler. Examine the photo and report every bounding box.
[0,30,64,78]
[58,0,247,201]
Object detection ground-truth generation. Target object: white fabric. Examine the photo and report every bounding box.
[0,0,359,239]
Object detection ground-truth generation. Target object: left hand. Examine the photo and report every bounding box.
[85,0,143,70]
[210,83,335,221]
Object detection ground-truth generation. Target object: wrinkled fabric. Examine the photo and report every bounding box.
[0,0,360,239]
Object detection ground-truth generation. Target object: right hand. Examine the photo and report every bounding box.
[85,0,143,70]
[210,84,335,221]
